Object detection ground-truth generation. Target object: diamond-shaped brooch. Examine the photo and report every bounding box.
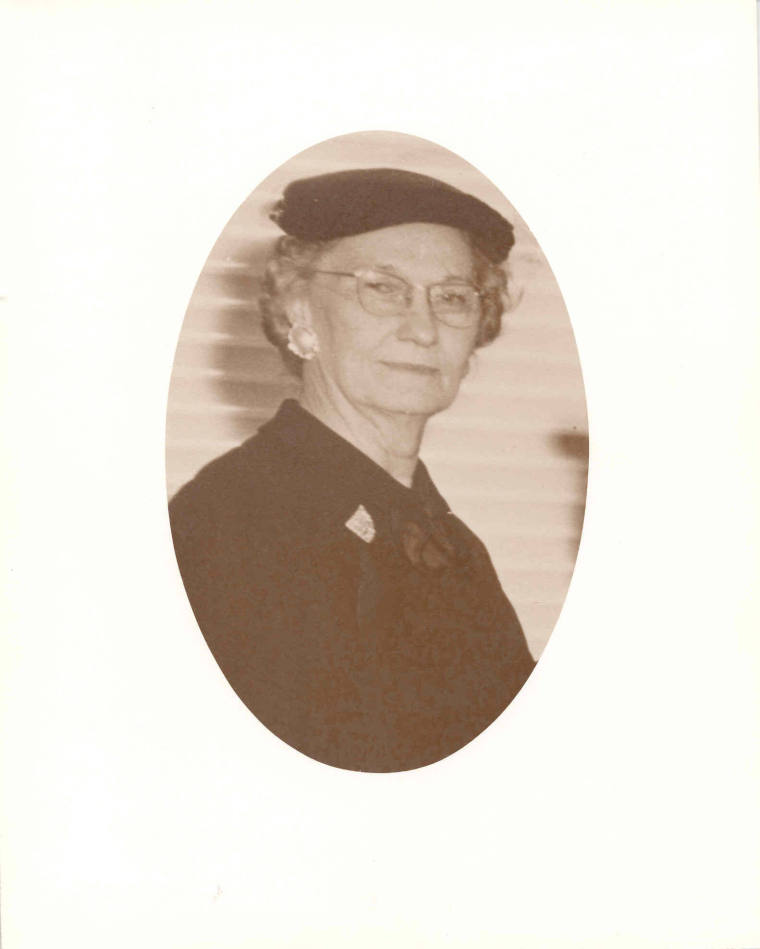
[345,504,376,543]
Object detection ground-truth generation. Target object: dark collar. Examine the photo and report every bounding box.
[257,399,451,529]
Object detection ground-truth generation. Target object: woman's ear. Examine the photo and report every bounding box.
[286,297,320,360]
[287,296,313,330]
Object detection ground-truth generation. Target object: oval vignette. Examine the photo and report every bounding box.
[165,130,588,772]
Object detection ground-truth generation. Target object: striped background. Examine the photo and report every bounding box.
[165,131,588,659]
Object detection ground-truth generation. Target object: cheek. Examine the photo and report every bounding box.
[311,299,376,377]
[441,334,477,382]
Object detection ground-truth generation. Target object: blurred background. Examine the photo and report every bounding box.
[165,131,588,659]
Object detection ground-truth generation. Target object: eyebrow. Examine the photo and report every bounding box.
[359,263,476,283]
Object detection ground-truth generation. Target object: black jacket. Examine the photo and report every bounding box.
[169,400,534,772]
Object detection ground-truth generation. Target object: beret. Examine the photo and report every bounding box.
[270,167,515,263]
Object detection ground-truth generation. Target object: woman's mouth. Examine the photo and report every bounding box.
[380,361,439,375]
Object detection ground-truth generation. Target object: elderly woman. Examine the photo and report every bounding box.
[169,168,535,772]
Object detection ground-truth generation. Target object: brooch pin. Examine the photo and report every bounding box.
[345,504,376,543]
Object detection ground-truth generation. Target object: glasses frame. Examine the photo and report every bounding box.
[303,268,484,329]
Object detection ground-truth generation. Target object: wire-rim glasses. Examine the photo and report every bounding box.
[304,268,483,329]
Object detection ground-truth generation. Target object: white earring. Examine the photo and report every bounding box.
[287,323,320,360]
[286,300,320,360]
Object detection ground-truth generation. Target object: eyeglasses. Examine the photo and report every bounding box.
[305,268,483,328]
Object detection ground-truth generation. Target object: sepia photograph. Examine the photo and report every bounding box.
[166,131,587,771]
[4,2,759,947]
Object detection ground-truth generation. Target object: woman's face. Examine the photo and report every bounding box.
[301,222,480,419]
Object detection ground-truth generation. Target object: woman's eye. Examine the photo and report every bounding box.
[439,290,468,306]
[365,279,399,295]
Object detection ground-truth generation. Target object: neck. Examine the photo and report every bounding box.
[299,376,427,488]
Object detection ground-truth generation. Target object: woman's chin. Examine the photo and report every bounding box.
[359,386,456,418]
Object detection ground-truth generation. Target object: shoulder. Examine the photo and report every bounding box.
[170,431,276,507]
[171,429,282,536]
[415,461,494,566]
[443,511,498,580]
[168,423,333,555]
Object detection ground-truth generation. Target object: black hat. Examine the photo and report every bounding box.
[270,167,515,263]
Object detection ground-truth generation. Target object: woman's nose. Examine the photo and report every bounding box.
[396,288,438,346]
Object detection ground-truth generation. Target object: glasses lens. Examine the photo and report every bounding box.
[430,283,480,326]
[357,271,408,316]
